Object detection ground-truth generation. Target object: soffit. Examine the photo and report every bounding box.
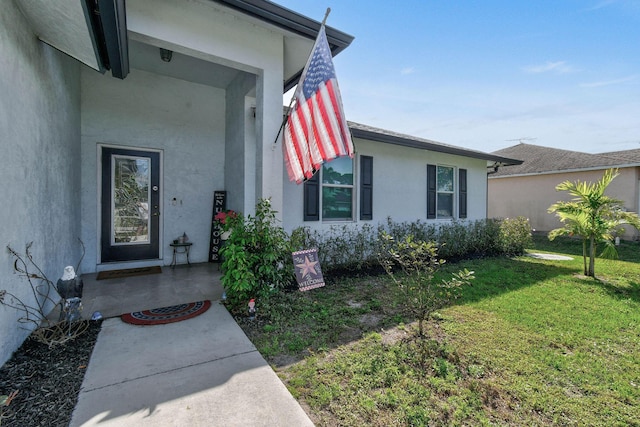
[15,0,102,71]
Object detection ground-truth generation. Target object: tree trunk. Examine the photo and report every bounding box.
[582,239,588,276]
[588,235,596,277]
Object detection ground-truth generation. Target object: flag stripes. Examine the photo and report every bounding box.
[283,26,354,184]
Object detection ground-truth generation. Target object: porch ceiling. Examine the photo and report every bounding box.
[129,40,244,90]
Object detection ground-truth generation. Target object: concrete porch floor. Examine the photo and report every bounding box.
[81,263,224,319]
[71,262,315,426]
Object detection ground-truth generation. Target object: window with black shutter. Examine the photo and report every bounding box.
[360,156,373,220]
[427,164,437,219]
[459,168,467,219]
[303,156,355,221]
[427,164,458,219]
[303,172,320,221]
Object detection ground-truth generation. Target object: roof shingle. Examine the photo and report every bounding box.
[490,143,640,177]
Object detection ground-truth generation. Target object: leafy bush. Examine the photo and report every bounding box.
[219,199,293,308]
[291,217,532,274]
[497,216,533,255]
[221,211,531,309]
[378,233,474,368]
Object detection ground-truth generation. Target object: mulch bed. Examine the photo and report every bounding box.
[0,320,102,427]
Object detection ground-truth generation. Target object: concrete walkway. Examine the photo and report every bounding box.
[70,300,313,426]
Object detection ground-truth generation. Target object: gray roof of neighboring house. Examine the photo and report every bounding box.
[600,148,640,163]
[490,143,640,177]
[348,122,523,165]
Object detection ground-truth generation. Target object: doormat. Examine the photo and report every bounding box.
[121,301,211,325]
[96,266,162,280]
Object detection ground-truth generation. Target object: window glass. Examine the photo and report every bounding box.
[437,166,454,192]
[322,187,353,219]
[437,193,453,218]
[322,157,353,185]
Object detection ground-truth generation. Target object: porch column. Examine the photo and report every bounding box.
[255,66,285,218]
[225,72,257,215]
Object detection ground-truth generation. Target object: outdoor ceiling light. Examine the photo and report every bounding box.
[159,48,173,62]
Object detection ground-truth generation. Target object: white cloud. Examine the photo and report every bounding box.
[580,75,638,87]
[523,61,576,74]
[585,0,618,11]
[400,67,416,75]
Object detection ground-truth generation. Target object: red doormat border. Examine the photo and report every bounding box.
[96,266,162,280]
[121,300,211,325]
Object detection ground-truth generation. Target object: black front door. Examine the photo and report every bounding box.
[101,147,161,262]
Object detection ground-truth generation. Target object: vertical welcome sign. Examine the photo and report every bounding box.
[209,191,226,262]
[292,248,325,291]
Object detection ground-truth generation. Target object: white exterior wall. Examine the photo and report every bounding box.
[127,0,285,213]
[1,3,81,364]
[80,69,226,271]
[282,138,489,232]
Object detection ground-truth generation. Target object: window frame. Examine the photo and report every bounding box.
[320,157,356,222]
[436,165,455,219]
[428,163,462,220]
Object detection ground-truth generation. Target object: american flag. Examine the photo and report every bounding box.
[283,26,354,184]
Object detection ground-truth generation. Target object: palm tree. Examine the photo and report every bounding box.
[548,169,640,277]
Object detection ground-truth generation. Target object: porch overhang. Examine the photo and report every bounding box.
[15,0,353,91]
[15,0,129,79]
[214,0,355,91]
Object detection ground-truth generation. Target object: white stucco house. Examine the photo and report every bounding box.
[1,0,520,364]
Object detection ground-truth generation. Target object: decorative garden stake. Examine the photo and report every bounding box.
[248,298,256,320]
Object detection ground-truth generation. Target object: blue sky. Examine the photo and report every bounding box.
[278,1,640,154]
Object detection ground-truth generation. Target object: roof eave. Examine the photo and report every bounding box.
[489,163,640,179]
[95,0,129,79]
[214,0,354,91]
[350,127,523,166]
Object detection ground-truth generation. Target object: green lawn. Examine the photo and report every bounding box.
[237,236,640,426]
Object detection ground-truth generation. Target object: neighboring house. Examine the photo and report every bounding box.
[0,0,519,364]
[488,143,640,239]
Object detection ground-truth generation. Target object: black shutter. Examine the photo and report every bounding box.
[360,156,373,220]
[303,172,320,221]
[459,168,467,219]
[427,164,436,219]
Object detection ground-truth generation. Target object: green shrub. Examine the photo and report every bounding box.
[291,217,532,275]
[220,199,292,308]
[378,233,474,339]
[220,213,532,309]
[497,216,533,255]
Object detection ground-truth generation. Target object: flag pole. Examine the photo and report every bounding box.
[272,8,332,149]
[321,7,331,26]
